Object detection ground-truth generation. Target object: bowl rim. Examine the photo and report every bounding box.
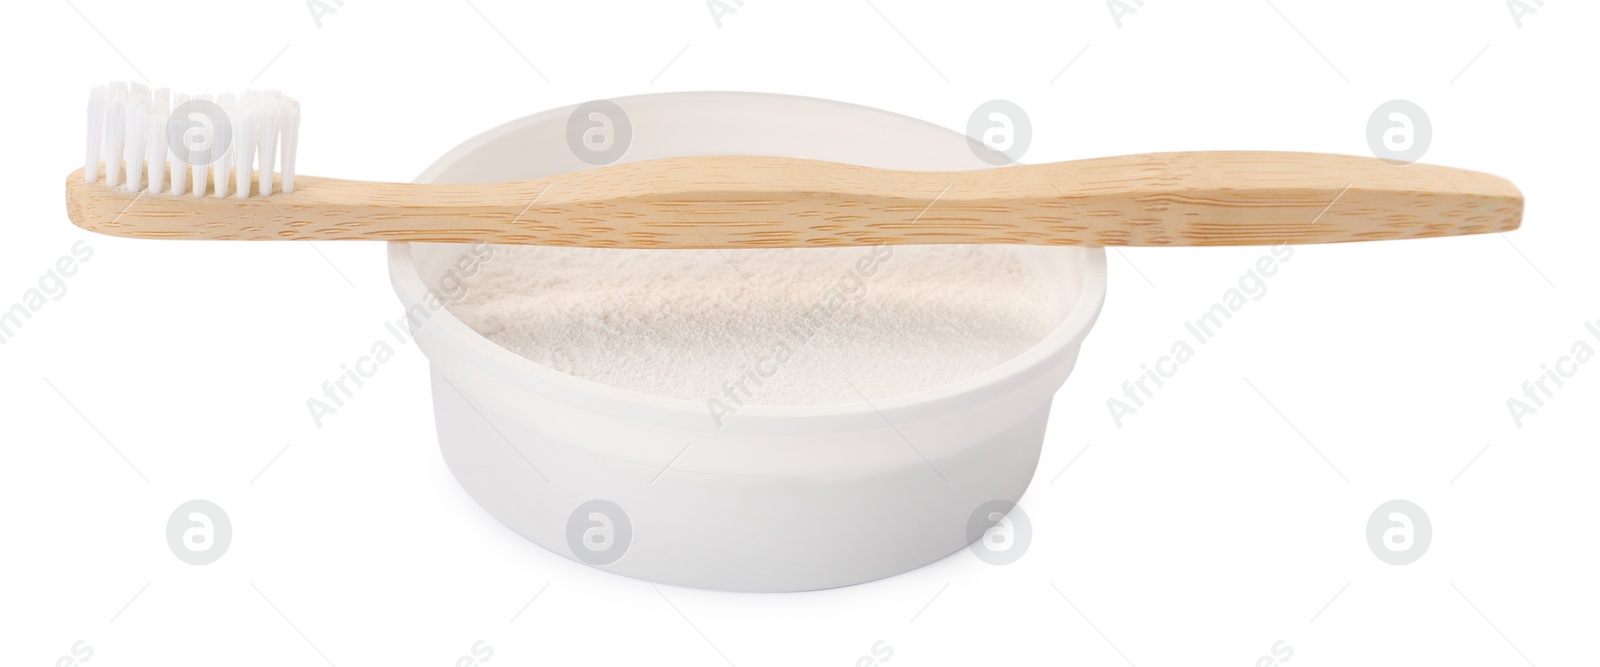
[387,91,1108,430]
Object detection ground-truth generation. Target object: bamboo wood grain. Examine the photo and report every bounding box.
[64,151,1522,247]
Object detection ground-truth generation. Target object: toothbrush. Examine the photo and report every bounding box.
[66,84,1522,247]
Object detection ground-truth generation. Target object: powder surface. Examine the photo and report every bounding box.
[446,244,1066,406]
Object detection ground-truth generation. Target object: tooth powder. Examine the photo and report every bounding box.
[446,244,1066,424]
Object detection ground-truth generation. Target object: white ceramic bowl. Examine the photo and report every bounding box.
[388,92,1107,592]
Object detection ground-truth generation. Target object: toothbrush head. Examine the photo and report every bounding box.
[84,82,300,198]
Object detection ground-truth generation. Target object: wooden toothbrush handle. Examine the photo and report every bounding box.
[64,151,1521,247]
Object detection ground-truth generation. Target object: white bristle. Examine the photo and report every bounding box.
[280,100,300,194]
[189,94,212,196]
[145,111,165,194]
[232,99,254,199]
[103,85,126,189]
[149,89,169,194]
[84,82,299,198]
[85,86,107,183]
[124,100,146,193]
[212,93,236,198]
[258,104,279,197]
[168,93,190,196]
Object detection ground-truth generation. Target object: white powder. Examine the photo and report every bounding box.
[446,244,1066,407]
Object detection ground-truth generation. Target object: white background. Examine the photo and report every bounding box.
[3,1,1596,665]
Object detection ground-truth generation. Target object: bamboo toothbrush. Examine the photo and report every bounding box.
[65,84,1522,248]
